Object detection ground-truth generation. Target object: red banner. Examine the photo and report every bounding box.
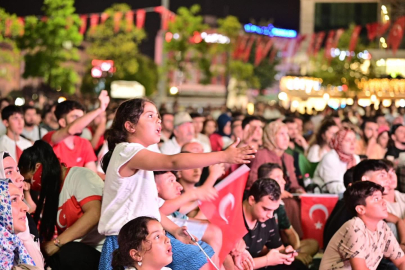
[388,16,405,56]
[332,28,344,51]
[89,14,99,34]
[100,13,109,24]
[324,30,335,60]
[291,34,306,57]
[233,35,249,59]
[255,38,273,66]
[347,25,362,61]
[306,33,316,56]
[313,31,325,56]
[366,22,378,40]
[242,36,256,62]
[377,21,391,36]
[125,11,134,32]
[254,37,264,66]
[136,9,146,29]
[79,15,87,35]
[113,12,123,33]
[300,194,339,249]
[200,165,249,265]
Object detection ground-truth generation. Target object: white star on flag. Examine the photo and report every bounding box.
[315,221,323,230]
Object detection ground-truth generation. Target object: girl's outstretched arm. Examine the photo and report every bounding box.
[124,138,256,174]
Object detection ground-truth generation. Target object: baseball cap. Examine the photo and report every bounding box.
[173,112,193,127]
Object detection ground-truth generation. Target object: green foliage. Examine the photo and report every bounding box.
[0,8,23,80]
[310,24,374,92]
[17,0,82,94]
[84,3,157,96]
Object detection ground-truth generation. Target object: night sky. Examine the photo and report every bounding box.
[1,0,300,58]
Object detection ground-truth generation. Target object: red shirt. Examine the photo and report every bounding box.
[43,131,97,167]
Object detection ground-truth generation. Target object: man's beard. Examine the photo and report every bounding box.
[25,122,35,127]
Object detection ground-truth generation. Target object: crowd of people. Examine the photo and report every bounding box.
[3,91,405,270]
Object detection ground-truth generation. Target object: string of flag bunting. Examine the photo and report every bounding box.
[1,6,175,36]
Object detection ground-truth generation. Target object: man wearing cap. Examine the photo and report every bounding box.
[386,124,405,161]
[160,112,196,155]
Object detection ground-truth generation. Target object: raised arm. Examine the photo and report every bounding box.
[125,139,255,173]
[50,91,110,144]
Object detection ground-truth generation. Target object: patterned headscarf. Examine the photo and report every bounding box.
[330,128,357,169]
[263,120,287,151]
[0,179,35,269]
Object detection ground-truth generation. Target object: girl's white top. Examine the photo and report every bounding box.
[98,142,161,236]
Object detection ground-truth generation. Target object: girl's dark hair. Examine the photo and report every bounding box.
[111,216,157,270]
[101,98,151,173]
[3,152,10,159]
[18,140,62,241]
[257,163,282,179]
[314,119,338,147]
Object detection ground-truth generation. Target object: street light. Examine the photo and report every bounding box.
[170,86,179,95]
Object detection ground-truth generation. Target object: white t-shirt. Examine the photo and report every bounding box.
[307,144,329,163]
[22,126,48,142]
[58,167,105,251]
[196,133,211,153]
[99,143,161,236]
[387,190,405,219]
[160,137,181,155]
[0,134,32,161]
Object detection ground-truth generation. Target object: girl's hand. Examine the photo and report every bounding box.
[208,163,225,180]
[224,138,256,164]
[98,90,110,111]
[23,181,31,192]
[193,186,218,202]
[42,240,60,257]
[174,226,195,245]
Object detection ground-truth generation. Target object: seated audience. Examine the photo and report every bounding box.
[42,91,110,172]
[307,119,339,163]
[0,105,32,162]
[312,127,360,194]
[160,112,174,143]
[81,110,107,153]
[40,104,59,132]
[22,105,48,142]
[283,117,308,155]
[160,112,195,155]
[19,140,104,270]
[248,121,305,193]
[356,118,385,159]
[202,119,216,138]
[257,163,319,266]
[386,124,405,161]
[111,217,172,270]
[239,116,264,150]
[320,181,405,269]
[190,113,211,152]
[210,113,232,151]
[242,178,306,270]
[0,179,38,270]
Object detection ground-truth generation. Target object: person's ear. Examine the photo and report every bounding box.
[248,195,256,206]
[3,119,9,128]
[176,171,182,179]
[361,175,369,181]
[355,205,366,216]
[58,118,66,128]
[129,249,142,262]
[124,121,136,134]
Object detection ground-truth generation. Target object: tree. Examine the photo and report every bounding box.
[310,24,376,92]
[18,0,82,94]
[83,3,157,96]
[0,8,23,80]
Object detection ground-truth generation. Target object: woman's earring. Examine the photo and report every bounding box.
[138,261,142,266]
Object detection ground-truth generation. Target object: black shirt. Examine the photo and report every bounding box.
[243,216,282,258]
[385,145,405,159]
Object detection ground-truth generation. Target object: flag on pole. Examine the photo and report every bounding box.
[200,165,250,265]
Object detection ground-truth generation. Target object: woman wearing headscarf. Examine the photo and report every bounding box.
[248,120,306,238]
[209,113,232,152]
[0,152,44,269]
[312,127,360,194]
[0,179,39,270]
[248,121,305,193]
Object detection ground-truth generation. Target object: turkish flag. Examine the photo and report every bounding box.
[324,30,335,60]
[388,16,405,56]
[347,25,362,62]
[199,165,249,265]
[300,194,338,249]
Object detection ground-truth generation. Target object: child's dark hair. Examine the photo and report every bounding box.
[54,100,86,120]
[18,140,62,241]
[247,178,281,202]
[381,159,394,170]
[111,216,157,270]
[101,98,152,173]
[343,167,355,188]
[352,159,388,182]
[344,181,384,216]
[257,163,282,179]
[1,105,23,121]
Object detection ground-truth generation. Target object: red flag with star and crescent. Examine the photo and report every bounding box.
[200,165,250,265]
[300,194,338,249]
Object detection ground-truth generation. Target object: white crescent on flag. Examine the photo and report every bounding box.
[309,204,329,221]
[218,193,235,224]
